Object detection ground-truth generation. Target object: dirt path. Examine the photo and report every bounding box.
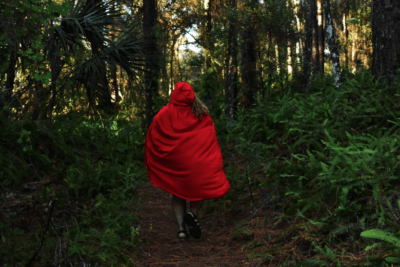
[132,180,261,267]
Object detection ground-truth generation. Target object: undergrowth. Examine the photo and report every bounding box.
[0,109,147,266]
[213,69,400,266]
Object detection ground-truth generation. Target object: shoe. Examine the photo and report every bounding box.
[184,211,201,239]
[177,230,190,240]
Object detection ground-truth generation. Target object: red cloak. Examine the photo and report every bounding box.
[144,82,230,201]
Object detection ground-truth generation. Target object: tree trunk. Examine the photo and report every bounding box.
[290,40,296,74]
[323,0,342,90]
[47,37,65,130]
[267,34,274,97]
[170,36,176,95]
[232,26,238,118]
[258,43,265,100]
[293,0,301,71]
[372,0,400,85]
[287,0,294,75]
[177,49,182,81]
[205,0,212,71]
[111,63,119,103]
[143,0,159,131]
[3,42,18,118]
[241,0,258,110]
[204,0,213,110]
[277,44,284,88]
[162,28,169,95]
[344,12,349,69]
[312,0,320,75]
[110,2,119,104]
[317,0,324,74]
[304,0,313,92]
[32,80,45,121]
[225,0,238,130]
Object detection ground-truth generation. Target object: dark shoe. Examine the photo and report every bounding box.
[177,230,190,240]
[184,211,201,239]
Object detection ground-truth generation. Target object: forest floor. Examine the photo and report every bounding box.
[131,149,312,266]
[132,180,261,267]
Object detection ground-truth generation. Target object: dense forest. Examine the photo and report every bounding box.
[1,0,400,265]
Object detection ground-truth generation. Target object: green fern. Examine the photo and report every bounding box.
[312,242,341,266]
[361,229,400,248]
[361,229,400,264]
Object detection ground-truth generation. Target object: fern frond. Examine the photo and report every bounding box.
[361,229,400,248]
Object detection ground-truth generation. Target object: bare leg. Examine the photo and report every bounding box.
[189,200,204,216]
[172,195,186,232]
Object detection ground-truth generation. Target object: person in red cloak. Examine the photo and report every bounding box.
[144,82,230,240]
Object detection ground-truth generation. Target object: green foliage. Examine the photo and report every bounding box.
[212,69,400,265]
[361,229,400,248]
[1,0,145,122]
[361,229,400,265]
[0,110,146,265]
[311,242,341,266]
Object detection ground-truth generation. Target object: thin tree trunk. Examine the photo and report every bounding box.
[267,34,273,97]
[304,0,313,92]
[323,0,342,90]
[317,0,324,74]
[162,28,169,95]
[225,29,232,119]
[205,0,212,71]
[3,43,18,118]
[287,0,294,75]
[32,80,45,121]
[177,48,182,81]
[5,48,17,98]
[232,25,238,117]
[47,38,65,130]
[225,0,237,130]
[23,75,34,116]
[241,0,258,110]
[258,43,265,100]
[290,40,296,74]
[110,2,119,103]
[277,43,284,88]
[344,12,349,69]
[293,0,301,70]
[204,0,213,110]
[312,0,320,75]
[143,0,159,131]
[98,62,112,108]
[170,36,175,94]
[352,31,357,66]
[111,63,119,103]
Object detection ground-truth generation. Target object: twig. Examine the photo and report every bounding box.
[245,152,255,206]
[26,198,55,267]
[51,218,73,267]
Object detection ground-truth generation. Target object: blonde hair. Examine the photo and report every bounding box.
[191,95,210,119]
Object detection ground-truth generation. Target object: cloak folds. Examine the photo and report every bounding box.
[144,82,230,201]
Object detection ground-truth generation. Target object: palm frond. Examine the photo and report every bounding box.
[44,0,146,110]
[100,27,146,78]
[61,0,119,52]
[69,53,114,107]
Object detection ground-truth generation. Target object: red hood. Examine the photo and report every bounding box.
[169,82,195,106]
